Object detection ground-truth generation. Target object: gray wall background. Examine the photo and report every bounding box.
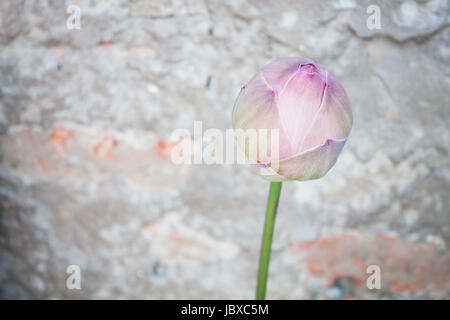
[0,0,449,299]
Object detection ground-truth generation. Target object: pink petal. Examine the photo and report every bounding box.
[260,57,314,91]
[251,163,288,182]
[298,71,353,152]
[232,72,292,161]
[276,63,327,154]
[274,138,347,181]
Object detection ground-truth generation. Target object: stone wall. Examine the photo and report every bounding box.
[0,0,449,299]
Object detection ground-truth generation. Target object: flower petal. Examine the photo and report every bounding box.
[298,71,353,152]
[232,72,292,162]
[260,57,314,91]
[251,163,288,182]
[276,64,327,154]
[274,138,347,181]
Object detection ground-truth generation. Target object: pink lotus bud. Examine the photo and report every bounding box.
[232,57,353,181]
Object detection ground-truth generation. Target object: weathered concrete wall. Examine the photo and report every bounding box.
[0,0,449,299]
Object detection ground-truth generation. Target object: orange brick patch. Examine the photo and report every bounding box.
[48,127,73,155]
[284,234,450,297]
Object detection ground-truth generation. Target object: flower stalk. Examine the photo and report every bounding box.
[255,181,282,300]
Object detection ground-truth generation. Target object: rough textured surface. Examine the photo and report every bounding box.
[0,0,449,299]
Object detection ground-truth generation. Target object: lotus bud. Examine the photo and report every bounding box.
[232,57,353,181]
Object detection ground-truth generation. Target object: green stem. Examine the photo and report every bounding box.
[255,181,282,300]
